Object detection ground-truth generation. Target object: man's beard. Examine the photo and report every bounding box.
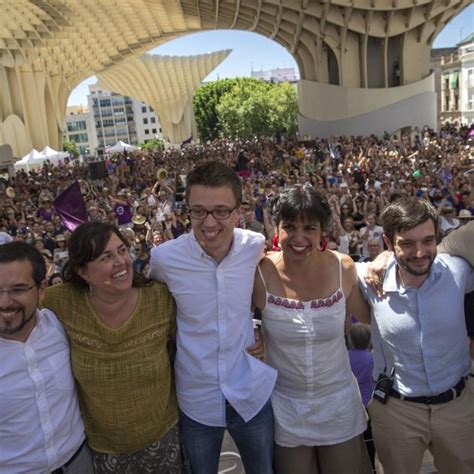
[0,306,35,337]
[396,252,436,277]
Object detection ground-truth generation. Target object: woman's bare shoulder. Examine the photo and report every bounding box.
[260,252,280,267]
[258,253,280,280]
[331,252,359,289]
[330,250,357,274]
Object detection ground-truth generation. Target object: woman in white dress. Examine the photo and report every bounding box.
[253,185,372,474]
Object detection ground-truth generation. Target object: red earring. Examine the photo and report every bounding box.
[318,237,327,252]
[272,234,281,251]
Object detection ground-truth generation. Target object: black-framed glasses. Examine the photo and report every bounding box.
[189,206,238,221]
[0,284,36,298]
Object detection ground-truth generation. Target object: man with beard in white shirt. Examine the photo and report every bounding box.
[0,241,92,474]
[357,199,474,474]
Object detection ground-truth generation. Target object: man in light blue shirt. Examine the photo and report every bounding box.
[357,197,474,474]
[150,161,277,474]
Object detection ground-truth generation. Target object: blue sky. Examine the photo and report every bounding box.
[68,5,473,106]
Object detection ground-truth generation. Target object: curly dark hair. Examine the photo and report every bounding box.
[271,185,332,231]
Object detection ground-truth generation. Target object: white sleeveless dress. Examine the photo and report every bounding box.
[259,254,367,447]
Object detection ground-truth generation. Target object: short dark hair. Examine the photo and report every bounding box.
[185,161,242,206]
[271,185,332,231]
[349,324,371,350]
[381,197,438,245]
[0,241,46,285]
[48,272,62,286]
[62,222,150,288]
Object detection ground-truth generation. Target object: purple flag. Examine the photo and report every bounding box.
[53,181,88,231]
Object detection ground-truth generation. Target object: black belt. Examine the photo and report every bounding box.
[51,440,86,473]
[389,377,466,405]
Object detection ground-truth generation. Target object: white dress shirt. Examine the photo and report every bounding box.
[150,229,277,426]
[0,309,85,473]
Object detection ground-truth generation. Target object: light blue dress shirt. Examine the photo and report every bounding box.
[358,254,474,397]
[150,229,277,426]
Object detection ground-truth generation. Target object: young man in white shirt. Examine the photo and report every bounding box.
[150,161,277,474]
[0,241,93,474]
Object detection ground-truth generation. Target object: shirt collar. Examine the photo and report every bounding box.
[188,229,241,261]
[383,254,445,293]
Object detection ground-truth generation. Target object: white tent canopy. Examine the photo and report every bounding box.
[14,147,69,171]
[41,146,69,161]
[105,140,138,154]
[20,148,44,161]
[14,149,45,171]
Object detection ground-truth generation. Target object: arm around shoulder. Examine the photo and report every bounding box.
[438,222,474,266]
[252,257,271,312]
[341,254,370,324]
[148,246,167,283]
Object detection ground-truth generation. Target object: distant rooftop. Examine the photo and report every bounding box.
[66,104,89,115]
[431,47,457,58]
[457,32,474,47]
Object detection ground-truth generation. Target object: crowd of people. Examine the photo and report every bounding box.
[0,122,473,474]
[1,124,473,273]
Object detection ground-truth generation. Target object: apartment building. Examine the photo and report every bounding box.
[65,85,164,155]
[432,33,474,126]
[64,105,96,157]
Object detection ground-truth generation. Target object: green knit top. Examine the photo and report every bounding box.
[43,282,178,454]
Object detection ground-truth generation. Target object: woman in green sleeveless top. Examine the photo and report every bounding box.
[43,221,184,473]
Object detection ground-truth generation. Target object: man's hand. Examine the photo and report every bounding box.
[246,328,265,361]
[365,250,391,297]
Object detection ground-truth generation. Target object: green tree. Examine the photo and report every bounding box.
[193,78,297,141]
[193,78,242,142]
[63,139,80,157]
[139,138,165,152]
[217,78,270,139]
[266,81,298,136]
